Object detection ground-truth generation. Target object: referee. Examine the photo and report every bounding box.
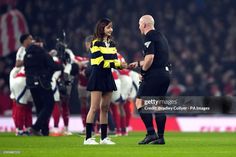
[129,15,170,144]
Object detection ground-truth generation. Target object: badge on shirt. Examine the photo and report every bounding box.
[144,41,151,48]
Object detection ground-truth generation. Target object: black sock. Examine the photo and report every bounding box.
[101,124,107,140]
[138,108,155,135]
[86,123,93,140]
[154,113,166,139]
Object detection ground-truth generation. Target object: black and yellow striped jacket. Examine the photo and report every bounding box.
[90,39,121,69]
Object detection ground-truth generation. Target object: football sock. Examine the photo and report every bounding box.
[154,113,166,139]
[52,103,60,128]
[138,107,155,135]
[62,102,69,127]
[86,123,93,140]
[101,124,108,140]
[124,100,131,127]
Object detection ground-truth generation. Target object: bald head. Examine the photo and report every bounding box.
[139,15,155,26]
[139,15,155,35]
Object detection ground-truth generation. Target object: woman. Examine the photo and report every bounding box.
[84,18,127,145]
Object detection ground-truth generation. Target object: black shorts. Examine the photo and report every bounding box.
[136,69,170,98]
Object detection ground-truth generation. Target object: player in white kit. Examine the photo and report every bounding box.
[9,34,33,136]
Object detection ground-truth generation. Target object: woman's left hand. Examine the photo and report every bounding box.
[121,62,128,69]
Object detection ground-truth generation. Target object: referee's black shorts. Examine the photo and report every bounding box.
[136,69,170,98]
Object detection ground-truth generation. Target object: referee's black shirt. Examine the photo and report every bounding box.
[142,29,169,73]
[137,29,170,97]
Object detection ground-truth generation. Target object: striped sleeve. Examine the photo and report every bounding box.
[90,40,104,66]
[102,59,121,69]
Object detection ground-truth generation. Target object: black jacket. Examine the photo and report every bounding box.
[24,44,63,89]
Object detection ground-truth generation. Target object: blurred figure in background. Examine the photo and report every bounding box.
[9,34,33,136]
[24,38,63,136]
[76,35,92,133]
[50,45,80,136]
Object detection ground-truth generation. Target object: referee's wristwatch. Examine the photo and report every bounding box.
[137,61,141,67]
[141,69,147,77]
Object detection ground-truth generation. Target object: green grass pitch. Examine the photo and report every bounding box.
[0,132,235,157]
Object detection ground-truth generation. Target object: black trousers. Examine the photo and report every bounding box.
[30,85,54,136]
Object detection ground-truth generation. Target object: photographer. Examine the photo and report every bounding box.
[50,40,79,135]
[24,39,63,136]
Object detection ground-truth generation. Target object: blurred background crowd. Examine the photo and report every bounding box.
[1,0,236,115]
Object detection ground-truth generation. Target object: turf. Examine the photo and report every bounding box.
[0,132,235,157]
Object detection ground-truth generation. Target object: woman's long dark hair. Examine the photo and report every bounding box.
[94,18,112,40]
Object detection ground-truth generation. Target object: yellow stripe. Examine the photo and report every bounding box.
[92,39,99,45]
[103,60,111,68]
[103,59,121,68]
[91,56,104,65]
[100,47,117,54]
[90,46,117,54]
[90,46,100,53]
[114,59,121,68]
